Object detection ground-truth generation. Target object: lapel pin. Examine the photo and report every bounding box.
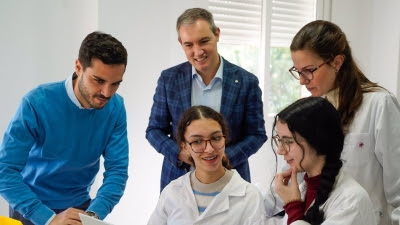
[235,80,238,83]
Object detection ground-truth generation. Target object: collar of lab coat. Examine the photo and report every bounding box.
[299,169,344,212]
[179,170,247,221]
[324,88,340,109]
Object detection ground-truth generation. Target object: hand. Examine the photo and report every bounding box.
[178,150,193,166]
[274,168,301,204]
[49,208,85,225]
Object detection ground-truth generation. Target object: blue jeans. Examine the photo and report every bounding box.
[9,199,91,225]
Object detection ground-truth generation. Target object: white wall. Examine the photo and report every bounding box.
[0,1,399,225]
[331,0,400,96]
[368,0,400,97]
[0,0,98,134]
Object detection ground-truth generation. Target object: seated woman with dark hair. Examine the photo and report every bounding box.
[148,105,265,225]
[264,97,377,225]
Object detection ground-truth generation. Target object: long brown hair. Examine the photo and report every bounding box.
[290,20,379,128]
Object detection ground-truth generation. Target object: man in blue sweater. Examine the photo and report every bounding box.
[0,31,129,225]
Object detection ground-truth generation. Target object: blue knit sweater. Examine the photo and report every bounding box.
[0,80,129,225]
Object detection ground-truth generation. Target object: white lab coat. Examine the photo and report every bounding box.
[147,170,266,225]
[264,169,377,225]
[327,88,400,225]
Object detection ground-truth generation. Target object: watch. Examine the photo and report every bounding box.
[86,211,99,219]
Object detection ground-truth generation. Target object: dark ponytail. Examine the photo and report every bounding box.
[304,158,342,224]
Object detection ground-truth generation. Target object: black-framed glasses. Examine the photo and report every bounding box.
[186,135,226,153]
[272,135,294,152]
[289,58,332,81]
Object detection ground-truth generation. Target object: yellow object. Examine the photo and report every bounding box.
[0,216,23,225]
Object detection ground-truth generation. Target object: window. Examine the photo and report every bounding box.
[209,0,318,114]
[209,0,263,89]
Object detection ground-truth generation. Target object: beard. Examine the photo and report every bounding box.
[78,77,109,109]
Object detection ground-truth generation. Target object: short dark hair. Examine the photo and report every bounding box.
[78,31,128,71]
[176,8,217,35]
[176,105,231,169]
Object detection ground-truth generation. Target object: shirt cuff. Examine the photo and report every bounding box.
[283,200,306,224]
[45,214,56,225]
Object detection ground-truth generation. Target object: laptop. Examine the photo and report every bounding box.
[79,213,114,225]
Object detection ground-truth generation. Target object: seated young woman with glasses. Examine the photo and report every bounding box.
[264,97,377,225]
[147,105,265,225]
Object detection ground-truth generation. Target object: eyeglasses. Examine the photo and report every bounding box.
[272,135,294,152]
[186,135,226,153]
[289,58,332,81]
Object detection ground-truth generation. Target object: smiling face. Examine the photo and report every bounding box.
[74,58,125,109]
[182,118,226,183]
[291,50,337,97]
[178,19,220,78]
[275,120,325,177]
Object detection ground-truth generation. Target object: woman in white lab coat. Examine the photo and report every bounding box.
[265,97,376,224]
[288,20,400,224]
[147,105,265,225]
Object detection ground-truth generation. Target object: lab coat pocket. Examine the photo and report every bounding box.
[341,133,372,167]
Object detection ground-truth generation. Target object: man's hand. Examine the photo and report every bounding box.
[178,150,193,166]
[49,208,85,225]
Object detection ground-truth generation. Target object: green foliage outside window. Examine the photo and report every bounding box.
[218,44,259,76]
[218,44,301,114]
[268,47,301,113]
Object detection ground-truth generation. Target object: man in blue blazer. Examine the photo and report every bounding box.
[146,8,267,191]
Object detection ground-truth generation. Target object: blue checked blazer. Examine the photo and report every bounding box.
[146,57,267,191]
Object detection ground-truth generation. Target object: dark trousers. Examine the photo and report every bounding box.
[9,199,91,225]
